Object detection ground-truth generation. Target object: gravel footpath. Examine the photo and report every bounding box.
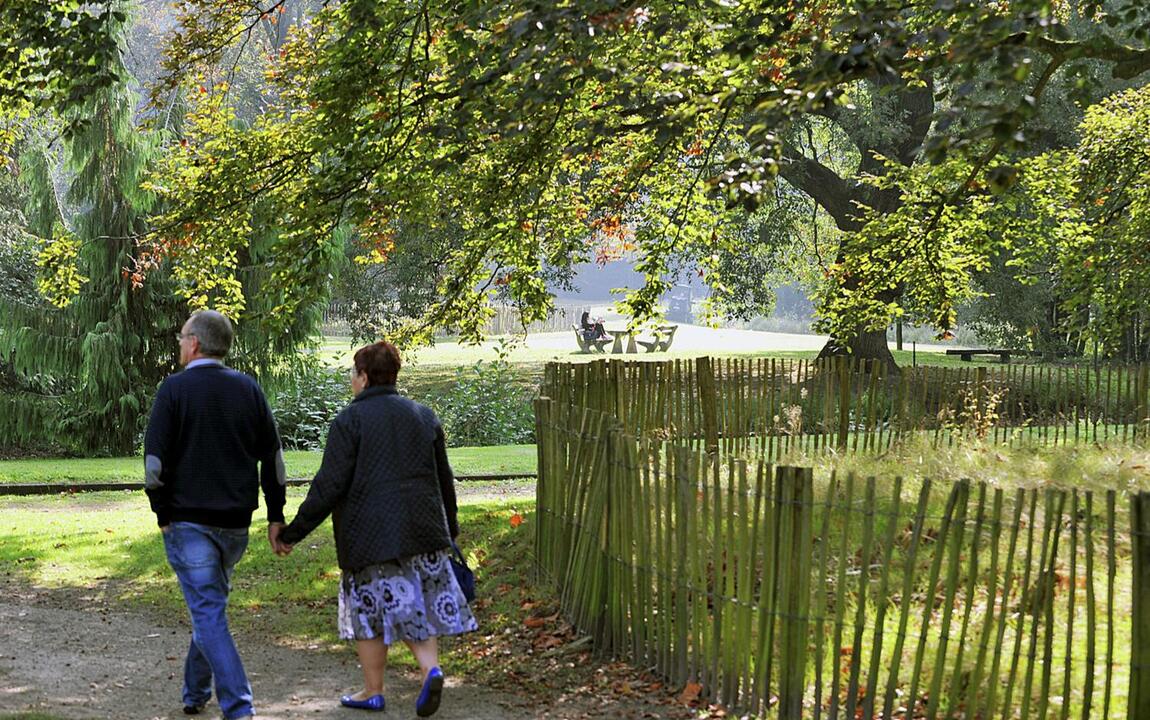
[0,595,524,720]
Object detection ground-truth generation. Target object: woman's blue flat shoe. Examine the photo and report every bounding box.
[340,693,385,711]
[415,667,444,717]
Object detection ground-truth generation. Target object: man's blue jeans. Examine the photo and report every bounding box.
[163,522,253,719]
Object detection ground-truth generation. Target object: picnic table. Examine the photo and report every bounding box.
[637,324,678,353]
[606,327,638,354]
[574,323,680,354]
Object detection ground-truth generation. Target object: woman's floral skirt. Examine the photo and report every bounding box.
[338,549,478,643]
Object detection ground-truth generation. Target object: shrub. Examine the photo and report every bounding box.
[267,361,350,450]
[426,359,535,447]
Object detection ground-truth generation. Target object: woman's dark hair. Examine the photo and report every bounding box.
[580,310,590,326]
[353,341,402,386]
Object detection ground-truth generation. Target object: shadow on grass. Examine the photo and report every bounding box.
[0,495,534,653]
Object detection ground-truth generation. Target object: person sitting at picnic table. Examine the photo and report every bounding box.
[580,311,607,341]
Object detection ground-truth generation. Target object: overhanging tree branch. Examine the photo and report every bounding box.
[778,148,861,231]
[1026,34,1150,79]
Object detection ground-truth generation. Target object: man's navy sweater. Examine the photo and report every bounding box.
[144,363,285,528]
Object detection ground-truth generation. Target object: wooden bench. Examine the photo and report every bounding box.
[573,325,611,353]
[945,348,1017,363]
[637,324,679,353]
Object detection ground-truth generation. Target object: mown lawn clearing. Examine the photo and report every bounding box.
[0,445,537,485]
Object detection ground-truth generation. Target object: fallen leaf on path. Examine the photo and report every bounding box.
[678,682,703,705]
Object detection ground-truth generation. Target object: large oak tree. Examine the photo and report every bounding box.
[15,0,1150,360]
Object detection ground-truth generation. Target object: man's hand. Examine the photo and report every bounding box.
[267,522,293,557]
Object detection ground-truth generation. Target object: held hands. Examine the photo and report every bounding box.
[267,522,294,557]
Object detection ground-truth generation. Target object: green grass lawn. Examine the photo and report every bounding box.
[0,445,537,485]
[0,488,541,681]
[382,345,1034,413]
[317,332,1009,381]
[320,331,1050,366]
[3,441,1141,718]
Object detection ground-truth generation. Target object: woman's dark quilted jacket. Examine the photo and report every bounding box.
[280,385,458,571]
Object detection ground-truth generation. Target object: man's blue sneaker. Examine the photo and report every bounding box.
[340,693,385,711]
[415,667,444,717]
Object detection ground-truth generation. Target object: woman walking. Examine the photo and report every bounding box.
[273,341,477,716]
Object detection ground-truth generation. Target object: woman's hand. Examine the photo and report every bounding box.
[268,522,294,557]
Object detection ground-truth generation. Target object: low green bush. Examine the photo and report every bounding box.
[426,359,536,447]
[267,361,350,450]
[266,353,536,451]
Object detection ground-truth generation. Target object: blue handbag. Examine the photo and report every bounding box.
[450,542,476,602]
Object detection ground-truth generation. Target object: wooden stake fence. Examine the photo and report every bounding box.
[542,358,1150,457]
[535,396,1142,718]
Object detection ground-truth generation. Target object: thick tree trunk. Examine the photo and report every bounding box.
[775,78,935,377]
[815,327,897,371]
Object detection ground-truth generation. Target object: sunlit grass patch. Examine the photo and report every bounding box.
[0,445,538,486]
[0,488,541,678]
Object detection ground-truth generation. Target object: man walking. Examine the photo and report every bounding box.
[145,310,285,720]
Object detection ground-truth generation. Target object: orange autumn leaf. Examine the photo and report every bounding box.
[524,611,559,629]
[678,682,703,705]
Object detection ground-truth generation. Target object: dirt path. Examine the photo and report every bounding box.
[0,594,530,720]
[0,581,688,720]
[0,488,694,719]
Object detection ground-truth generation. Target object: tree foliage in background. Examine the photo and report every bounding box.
[961,252,1067,358]
[136,0,1150,365]
[328,222,456,345]
[0,1,125,147]
[846,82,1150,361]
[705,175,831,323]
[5,0,1150,367]
[0,45,184,455]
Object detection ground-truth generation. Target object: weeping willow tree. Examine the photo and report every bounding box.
[0,25,184,455]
